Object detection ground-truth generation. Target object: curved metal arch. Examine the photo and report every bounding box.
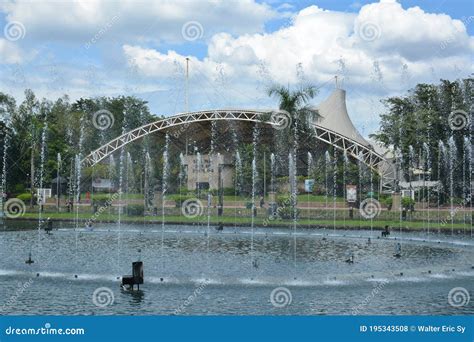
[81,109,395,191]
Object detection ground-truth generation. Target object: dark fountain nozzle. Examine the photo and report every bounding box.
[25,252,34,264]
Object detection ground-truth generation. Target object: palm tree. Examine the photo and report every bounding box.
[267,83,319,168]
[267,84,319,218]
[267,84,319,128]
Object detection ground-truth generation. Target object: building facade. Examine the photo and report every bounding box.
[183,153,234,190]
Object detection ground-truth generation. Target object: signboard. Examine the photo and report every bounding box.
[346,185,357,203]
[401,189,414,200]
[37,188,52,200]
[304,179,315,193]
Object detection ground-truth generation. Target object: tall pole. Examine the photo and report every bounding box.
[185,57,189,155]
[185,57,189,112]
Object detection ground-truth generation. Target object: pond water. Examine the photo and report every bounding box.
[0,222,473,315]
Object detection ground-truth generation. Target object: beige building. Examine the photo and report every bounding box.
[183,153,234,190]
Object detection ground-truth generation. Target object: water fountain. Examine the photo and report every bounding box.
[423,143,431,236]
[161,133,170,276]
[342,151,349,228]
[448,137,456,235]
[325,151,330,214]
[465,136,473,237]
[437,141,446,231]
[0,96,473,316]
[332,149,337,233]
[307,152,313,229]
[0,123,10,225]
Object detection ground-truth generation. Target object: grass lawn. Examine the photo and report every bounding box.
[11,211,471,231]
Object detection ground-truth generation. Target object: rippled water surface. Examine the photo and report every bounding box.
[1,222,473,315]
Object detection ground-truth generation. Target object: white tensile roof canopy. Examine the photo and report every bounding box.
[313,88,372,148]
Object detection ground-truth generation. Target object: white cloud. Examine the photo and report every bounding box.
[0,0,275,44]
[1,0,472,135]
[120,0,473,130]
[0,38,24,63]
[352,0,472,60]
[124,1,472,90]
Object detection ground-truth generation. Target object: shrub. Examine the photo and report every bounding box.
[14,184,26,194]
[276,195,293,207]
[92,193,114,201]
[177,186,190,194]
[277,206,300,220]
[17,193,32,203]
[127,204,144,216]
[222,187,236,196]
[381,196,393,210]
[401,197,415,210]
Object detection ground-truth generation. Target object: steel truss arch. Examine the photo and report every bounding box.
[81,109,396,192]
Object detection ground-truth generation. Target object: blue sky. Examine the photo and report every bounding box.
[0,0,473,137]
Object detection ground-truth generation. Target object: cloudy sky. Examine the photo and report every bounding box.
[0,0,472,136]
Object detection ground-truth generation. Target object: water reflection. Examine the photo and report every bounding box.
[122,288,145,307]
